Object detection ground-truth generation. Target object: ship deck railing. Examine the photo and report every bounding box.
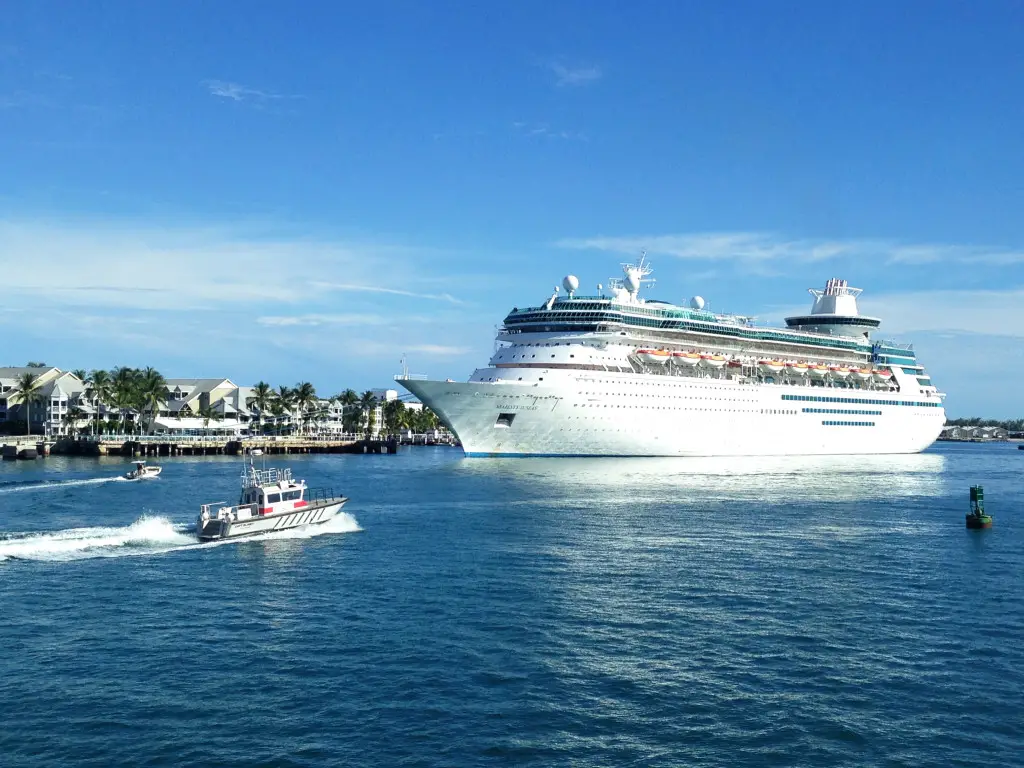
[306,487,347,505]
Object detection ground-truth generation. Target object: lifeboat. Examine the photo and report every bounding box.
[758,360,785,375]
[851,368,874,381]
[700,354,727,369]
[786,362,809,376]
[671,351,701,367]
[726,359,743,369]
[637,348,670,364]
[808,364,829,379]
[872,368,892,382]
[829,366,851,379]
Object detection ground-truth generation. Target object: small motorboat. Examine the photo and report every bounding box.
[196,458,348,541]
[125,460,162,480]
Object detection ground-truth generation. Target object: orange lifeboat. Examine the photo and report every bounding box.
[872,368,892,382]
[671,351,701,367]
[700,354,727,369]
[787,362,809,376]
[851,367,874,381]
[759,359,785,374]
[829,366,851,379]
[637,349,670,364]
[808,364,829,379]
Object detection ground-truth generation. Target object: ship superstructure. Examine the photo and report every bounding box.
[398,257,945,457]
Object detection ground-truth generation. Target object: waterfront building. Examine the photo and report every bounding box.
[0,368,96,437]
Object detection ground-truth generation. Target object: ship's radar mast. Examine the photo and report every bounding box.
[609,251,655,303]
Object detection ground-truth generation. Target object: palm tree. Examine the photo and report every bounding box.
[358,390,378,438]
[334,389,359,434]
[137,367,167,434]
[198,404,223,432]
[110,366,140,434]
[63,405,86,437]
[383,399,406,435]
[275,385,295,434]
[71,369,88,382]
[249,381,274,435]
[86,369,112,436]
[13,372,43,436]
[292,382,317,435]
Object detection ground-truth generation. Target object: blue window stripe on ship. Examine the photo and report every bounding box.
[782,394,940,407]
[802,407,883,416]
[821,420,875,427]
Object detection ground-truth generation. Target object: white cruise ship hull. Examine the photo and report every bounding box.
[401,376,944,458]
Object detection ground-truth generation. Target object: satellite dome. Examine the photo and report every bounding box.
[690,296,705,310]
[562,274,579,294]
[625,272,640,293]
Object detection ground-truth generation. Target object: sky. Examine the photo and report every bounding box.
[2,1,1022,416]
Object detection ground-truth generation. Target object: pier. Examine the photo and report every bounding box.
[1,440,52,460]
[52,435,401,458]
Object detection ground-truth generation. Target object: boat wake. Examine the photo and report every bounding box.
[0,512,362,563]
[0,476,129,494]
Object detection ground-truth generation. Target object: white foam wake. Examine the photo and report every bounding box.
[0,476,129,494]
[0,511,362,563]
[0,516,192,562]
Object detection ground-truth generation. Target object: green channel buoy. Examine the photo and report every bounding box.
[966,485,993,529]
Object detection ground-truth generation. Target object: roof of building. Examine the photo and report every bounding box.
[152,417,244,431]
[165,378,235,390]
[0,366,62,382]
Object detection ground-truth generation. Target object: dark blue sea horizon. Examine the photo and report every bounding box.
[1,443,1021,766]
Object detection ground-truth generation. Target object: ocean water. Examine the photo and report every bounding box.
[0,443,1021,766]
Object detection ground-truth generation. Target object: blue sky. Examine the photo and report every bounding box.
[2,1,1022,415]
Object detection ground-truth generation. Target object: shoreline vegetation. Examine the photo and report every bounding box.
[0,365,443,439]
[943,418,1024,431]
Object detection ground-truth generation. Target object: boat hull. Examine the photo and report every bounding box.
[125,468,162,480]
[196,499,348,541]
[399,375,945,458]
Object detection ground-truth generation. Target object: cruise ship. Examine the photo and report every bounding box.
[398,256,945,457]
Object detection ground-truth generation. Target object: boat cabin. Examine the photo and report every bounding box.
[239,466,309,516]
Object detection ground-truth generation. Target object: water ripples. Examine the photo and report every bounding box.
[0,446,1021,765]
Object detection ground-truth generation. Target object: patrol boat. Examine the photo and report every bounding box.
[196,459,348,541]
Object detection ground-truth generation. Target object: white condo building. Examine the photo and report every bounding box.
[398,257,945,457]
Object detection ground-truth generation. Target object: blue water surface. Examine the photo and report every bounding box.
[0,443,1021,766]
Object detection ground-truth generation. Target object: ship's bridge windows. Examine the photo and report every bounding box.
[282,490,302,501]
[267,493,282,503]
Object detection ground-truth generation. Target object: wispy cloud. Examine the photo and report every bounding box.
[858,288,1024,337]
[0,90,51,110]
[0,218,464,313]
[556,232,1024,267]
[406,344,471,356]
[0,217,489,385]
[512,122,587,141]
[548,61,603,87]
[257,313,392,327]
[311,282,465,305]
[202,79,298,103]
